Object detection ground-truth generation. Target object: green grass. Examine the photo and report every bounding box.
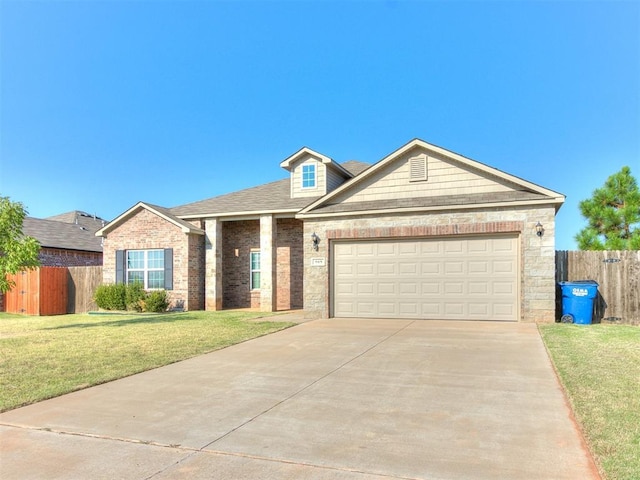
[539,323,640,480]
[0,310,295,413]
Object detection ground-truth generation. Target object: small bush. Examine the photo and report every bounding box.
[94,283,170,313]
[94,284,126,311]
[144,290,170,313]
[125,282,146,312]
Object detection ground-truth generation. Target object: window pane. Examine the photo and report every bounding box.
[147,250,164,269]
[302,164,316,188]
[147,271,164,289]
[251,272,261,290]
[251,252,260,270]
[127,271,144,285]
[127,251,144,269]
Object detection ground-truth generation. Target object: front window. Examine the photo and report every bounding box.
[250,251,261,290]
[127,249,164,289]
[302,164,316,188]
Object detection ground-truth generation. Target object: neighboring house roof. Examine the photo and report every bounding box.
[46,211,108,231]
[23,217,105,252]
[170,160,371,219]
[298,139,566,217]
[96,202,205,237]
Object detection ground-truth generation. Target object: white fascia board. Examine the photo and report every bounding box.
[279,146,353,178]
[178,209,300,221]
[296,198,566,220]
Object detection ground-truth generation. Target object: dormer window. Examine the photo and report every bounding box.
[302,164,316,188]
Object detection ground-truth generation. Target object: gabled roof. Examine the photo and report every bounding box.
[95,202,205,237]
[46,211,108,231]
[170,160,371,219]
[298,138,565,217]
[279,147,354,178]
[23,217,104,252]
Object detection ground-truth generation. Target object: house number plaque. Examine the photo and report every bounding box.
[311,258,326,267]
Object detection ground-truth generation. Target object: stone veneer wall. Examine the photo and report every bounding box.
[303,206,557,322]
[102,208,205,310]
[276,218,303,310]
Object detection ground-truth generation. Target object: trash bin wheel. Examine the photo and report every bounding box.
[561,314,574,324]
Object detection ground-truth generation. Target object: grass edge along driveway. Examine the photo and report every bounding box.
[0,310,295,413]
[539,323,640,480]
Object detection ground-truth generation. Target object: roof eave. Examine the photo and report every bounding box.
[296,197,566,219]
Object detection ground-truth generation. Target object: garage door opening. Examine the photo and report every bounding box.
[331,235,519,321]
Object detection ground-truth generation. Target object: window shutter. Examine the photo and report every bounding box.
[164,248,173,290]
[409,155,428,182]
[115,250,125,284]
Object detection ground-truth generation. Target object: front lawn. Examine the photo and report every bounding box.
[0,310,295,412]
[539,323,640,480]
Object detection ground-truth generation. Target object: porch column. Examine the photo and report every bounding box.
[260,214,277,312]
[204,218,223,310]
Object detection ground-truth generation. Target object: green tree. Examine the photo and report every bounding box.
[0,196,41,292]
[575,166,640,250]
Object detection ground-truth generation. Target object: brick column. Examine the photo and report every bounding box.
[205,218,223,310]
[260,214,276,311]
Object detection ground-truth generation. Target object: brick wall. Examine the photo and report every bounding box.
[38,248,103,267]
[222,220,260,308]
[101,208,205,310]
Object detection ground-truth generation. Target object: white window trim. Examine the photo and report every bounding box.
[250,250,261,290]
[126,249,164,290]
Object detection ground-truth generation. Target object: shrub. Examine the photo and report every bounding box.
[94,284,126,311]
[125,282,146,312]
[144,290,170,313]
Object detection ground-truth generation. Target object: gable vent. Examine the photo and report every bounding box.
[409,155,428,182]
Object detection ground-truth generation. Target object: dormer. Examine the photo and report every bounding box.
[280,147,353,199]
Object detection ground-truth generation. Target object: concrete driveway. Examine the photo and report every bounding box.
[0,318,599,480]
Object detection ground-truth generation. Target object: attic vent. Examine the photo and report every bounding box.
[409,155,428,182]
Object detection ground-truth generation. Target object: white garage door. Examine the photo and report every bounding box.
[332,235,519,321]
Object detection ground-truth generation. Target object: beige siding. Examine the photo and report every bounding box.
[333,148,518,204]
[290,156,327,198]
[327,166,347,193]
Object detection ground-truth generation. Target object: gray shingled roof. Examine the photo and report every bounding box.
[23,217,104,252]
[307,191,551,215]
[46,211,108,231]
[171,160,371,218]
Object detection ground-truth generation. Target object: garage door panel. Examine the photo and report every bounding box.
[421,262,441,274]
[333,236,518,321]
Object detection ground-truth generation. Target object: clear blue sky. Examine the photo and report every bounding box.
[1,1,638,250]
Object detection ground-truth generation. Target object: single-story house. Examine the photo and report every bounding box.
[96,139,564,322]
[24,211,106,267]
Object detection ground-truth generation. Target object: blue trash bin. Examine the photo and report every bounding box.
[559,281,599,325]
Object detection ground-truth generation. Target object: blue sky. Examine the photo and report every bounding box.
[1,1,638,250]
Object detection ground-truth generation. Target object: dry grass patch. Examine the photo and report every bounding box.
[539,323,640,480]
[0,310,295,412]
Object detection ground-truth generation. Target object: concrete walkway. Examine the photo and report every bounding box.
[0,318,600,479]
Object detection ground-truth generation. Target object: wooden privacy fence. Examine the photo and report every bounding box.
[5,267,68,315]
[556,250,640,325]
[4,266,103,315]
[67,266,103,313]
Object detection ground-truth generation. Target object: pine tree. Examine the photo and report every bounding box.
[575,166,640,250]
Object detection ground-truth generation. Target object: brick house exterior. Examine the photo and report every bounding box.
[97,139,564,322]
[0,211,105,312]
